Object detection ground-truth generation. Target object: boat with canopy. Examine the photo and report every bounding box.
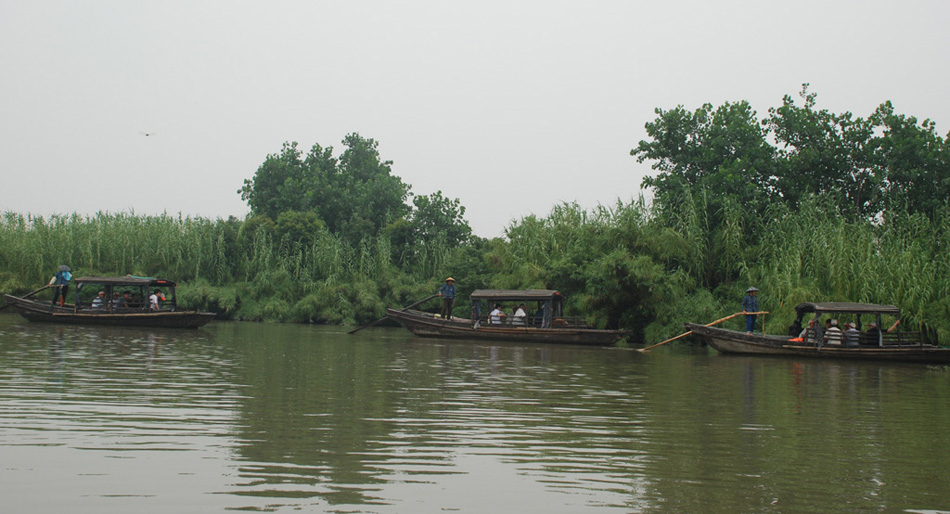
[687,302,950,364]
[3,275,214,329]
[386,289,627,345]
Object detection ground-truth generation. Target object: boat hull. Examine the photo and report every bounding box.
[387,309,625,346]
[4,294,215,329]
[687,323,950,364]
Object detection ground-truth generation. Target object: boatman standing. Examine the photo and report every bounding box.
[49,265,72,307]
[741,286,759,334]
[438,277,457,319]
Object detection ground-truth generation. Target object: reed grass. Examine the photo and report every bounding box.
[3,202,948,343]
[0,211,442,323]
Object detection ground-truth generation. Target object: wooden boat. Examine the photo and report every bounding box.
[387,289,627,345]
[688,302,950,364]
[3,276,215,329]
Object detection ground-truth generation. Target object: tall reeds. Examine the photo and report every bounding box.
[0,211,437,323]
[3,202,948,342]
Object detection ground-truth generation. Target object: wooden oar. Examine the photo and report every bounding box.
[639,312,761,352]
[1,284,54,311]
[23,284,54,298]
[347,294,438,335]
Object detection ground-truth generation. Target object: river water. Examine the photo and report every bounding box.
[1,313,948,513]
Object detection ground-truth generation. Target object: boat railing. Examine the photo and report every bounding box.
[862,331,924,347]
[797,328,924,347]
[476,315,592,329]
[802,328,923,347]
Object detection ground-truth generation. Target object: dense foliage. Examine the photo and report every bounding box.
[2,89,949,345]
[239,134,413,246]
[635,85,950,223]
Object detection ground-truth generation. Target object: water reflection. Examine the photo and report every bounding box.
[1,315,949,513]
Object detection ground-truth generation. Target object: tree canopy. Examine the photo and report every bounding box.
[239,133,411,244]
[634,84,950,223]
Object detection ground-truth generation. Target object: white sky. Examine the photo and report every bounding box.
[1,0,948,238]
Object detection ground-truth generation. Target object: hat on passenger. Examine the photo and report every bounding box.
[746,286,758,293]
[59,265,71,271]
[445,277,455,282]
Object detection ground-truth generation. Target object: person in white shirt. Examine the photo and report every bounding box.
[149,289,165,311]
[91,291,106,309]
[512,303,527,326]
[823,319,843,345]
[489,304,506,324]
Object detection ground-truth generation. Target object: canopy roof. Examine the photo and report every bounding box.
[470,289,563,301]
[795,302,900,315]
[74,276,177,287]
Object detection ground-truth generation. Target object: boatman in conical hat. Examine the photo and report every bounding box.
[741,286,759,334]
[438,277,457,319]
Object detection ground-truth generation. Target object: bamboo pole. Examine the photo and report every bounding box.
[638,311,769,352]
[348,294,438,335]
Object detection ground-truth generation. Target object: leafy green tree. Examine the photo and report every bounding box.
[385,191,471,269]
[275,210,326,247]
[632,102,776,287]
[632,100,777,220]
[329,134,411,242]
[239,134,411,244]
[767,84,882,217]
[869,101,950,217]
[409,191,471,247]
[238,142,312,220]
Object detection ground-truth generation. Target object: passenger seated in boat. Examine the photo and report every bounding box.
[799,319,817,344]
[512,303,527,326]
[110,292,124,310]
[533,307,544,326]
[489,304,506,324]
[823,319,843,345]
[149,289,165,311]
[843,322,861,347]
[91,291,106,309]
[864,320,900,345]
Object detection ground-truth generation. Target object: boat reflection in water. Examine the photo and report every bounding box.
[2,319,949,513]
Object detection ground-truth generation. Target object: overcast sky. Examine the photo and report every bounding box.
[2,1,948,238]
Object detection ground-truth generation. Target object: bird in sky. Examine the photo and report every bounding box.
[139,131,156,137]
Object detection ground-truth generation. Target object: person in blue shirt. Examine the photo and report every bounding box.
[438,277,457,319]
[49,265,72,307]
[741,286,759,334]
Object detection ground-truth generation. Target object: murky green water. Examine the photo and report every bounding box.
[1,313,948,513]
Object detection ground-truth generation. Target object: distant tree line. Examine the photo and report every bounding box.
[1,87,949,344]
[636,84,949,226]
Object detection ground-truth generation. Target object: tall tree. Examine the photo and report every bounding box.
[869,101,950,217]
[632,100,776,221]
[238,142,312,220]
[239,134,411,244]
[767,84,882,217]
[409,191,471,247]
[386,191,471,269]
